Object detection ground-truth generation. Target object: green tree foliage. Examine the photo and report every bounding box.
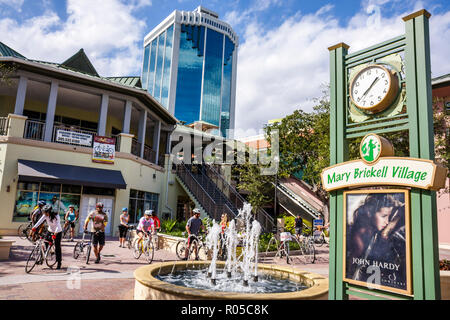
[0,62,16,86]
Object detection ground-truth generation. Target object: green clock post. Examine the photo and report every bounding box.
[327,9,443,300]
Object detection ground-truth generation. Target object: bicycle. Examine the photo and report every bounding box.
[125,224,136,249]
[18,220,33,241]
[176,232,209,261]
[62,220,75,241]
[295,230,316,264]
[73,231,96,264]
[175,232,188,260]
[313,227,329,247]
[133,231,154,263]
[25,233,57,273]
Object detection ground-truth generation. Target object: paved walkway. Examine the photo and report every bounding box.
[0,235,330,300]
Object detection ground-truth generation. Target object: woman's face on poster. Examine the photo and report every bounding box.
[374,207,392,231]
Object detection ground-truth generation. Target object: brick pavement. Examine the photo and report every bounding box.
[0,235,332,300]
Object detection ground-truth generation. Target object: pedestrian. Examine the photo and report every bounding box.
[183,208,205,260]
[294,215,303,240]
[31,204,63,269]
[84,202,108,264]
[64,204,78,241]
[118,207,129,248]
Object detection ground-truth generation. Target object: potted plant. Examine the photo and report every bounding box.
[0,235,15,260]
[440,259,450,300]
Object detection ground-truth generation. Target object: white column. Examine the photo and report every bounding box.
[138,109,147,158]
[44,81,59,142]
[123,100,132,134]
[14,76,28,115]
[98,94,109,136]
[153,120,161,165]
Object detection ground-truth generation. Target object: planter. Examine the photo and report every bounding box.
[441,270,450,300]
[0,239,15,260]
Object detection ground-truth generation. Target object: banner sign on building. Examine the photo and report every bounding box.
[92,136,115,164]
[56,129,93,147]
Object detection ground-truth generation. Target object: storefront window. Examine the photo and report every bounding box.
[128,189,159,224]
[13,181,81,222]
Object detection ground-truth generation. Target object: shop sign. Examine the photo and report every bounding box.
[56,129,92,147]
[92,136,115,164]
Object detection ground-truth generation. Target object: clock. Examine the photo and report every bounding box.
[349,64,399,113]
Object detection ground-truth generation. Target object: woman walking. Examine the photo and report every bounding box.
[118,208,129,248]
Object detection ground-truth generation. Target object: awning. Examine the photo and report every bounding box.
[18,159,127,189]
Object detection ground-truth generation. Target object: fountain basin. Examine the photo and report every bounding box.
[134,261,328,300]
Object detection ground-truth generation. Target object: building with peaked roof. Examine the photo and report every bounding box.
[140,6,238,138]
[0,41,187,236]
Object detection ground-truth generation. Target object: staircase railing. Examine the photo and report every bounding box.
[203,164,275,232]
[176,163,235,222]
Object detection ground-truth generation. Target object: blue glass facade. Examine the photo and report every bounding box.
[141,15,236,136]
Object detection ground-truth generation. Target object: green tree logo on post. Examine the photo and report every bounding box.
[360,134,381,163]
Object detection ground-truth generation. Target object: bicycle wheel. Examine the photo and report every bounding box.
[25,245,41,273]
[18,223,29,240]
[176,240,187,260]
[86,244,91,264]
[197,245,210,261]
[62,225,71,241]
[303,240,316,264]
[144,240,154,264]
[46,245,57,268]
[133,239,142,259]
[315,234,324,247]
[73,242,83,259]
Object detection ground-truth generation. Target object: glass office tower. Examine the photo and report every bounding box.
[141,6,238,137]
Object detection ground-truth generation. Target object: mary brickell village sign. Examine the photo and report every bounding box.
[324,9,448,300]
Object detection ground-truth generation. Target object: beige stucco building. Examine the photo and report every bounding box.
[0,43,188,236]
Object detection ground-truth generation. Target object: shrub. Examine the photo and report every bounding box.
[161,219,177,233]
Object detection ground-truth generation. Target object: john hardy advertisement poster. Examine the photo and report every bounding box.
[343,189,412,295]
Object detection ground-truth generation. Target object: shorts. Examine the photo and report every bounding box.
[295,227,303,235]
[187,235,198,247]
[118,225,128,238]
[92,231,105,246]
[68,222,75,229]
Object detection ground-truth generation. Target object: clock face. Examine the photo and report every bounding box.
[350,64,398,113]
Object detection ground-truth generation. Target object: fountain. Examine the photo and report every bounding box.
[134,203,328,300]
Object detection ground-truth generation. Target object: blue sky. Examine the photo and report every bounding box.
[1,0,449,135]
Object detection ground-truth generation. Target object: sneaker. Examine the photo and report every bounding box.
[195,257,199,261]
[95,256,100,264]
[181,257,188,261]
[56,262,61,269]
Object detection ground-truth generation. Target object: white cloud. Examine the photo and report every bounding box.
[233,2,450,137]
[0,0,151,76]
[0,0,24,12]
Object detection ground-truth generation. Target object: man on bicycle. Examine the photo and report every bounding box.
[182,208,205,260]
[136,210,155,249]
[64,204,78,241]
[83,202,108,264]
[30,200,46,241]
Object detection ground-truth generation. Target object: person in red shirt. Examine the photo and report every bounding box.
[151,211,161,250]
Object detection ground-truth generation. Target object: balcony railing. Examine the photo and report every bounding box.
[24,120,45,141]
[131,138,141,157]
[143,144,156,163]
[0,117,8,136]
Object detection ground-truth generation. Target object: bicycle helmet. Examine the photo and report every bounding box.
[122,207,128,212]
[144,210,153,216]
[42,204,53,212]
[37,200,46,206]
[96,202,104,208]
[68,204,75,208]
[193,208,201,215]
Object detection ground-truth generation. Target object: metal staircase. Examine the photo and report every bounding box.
[175,163,275,232]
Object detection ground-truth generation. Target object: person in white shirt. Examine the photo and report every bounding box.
[31,204,63,269]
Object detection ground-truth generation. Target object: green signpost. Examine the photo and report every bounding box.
[326,9,446,300]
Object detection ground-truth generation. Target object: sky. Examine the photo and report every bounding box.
[0,0,449,138]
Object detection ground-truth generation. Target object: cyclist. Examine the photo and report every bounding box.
[30,200,46,241]
[151,211,161,250]
[84,202,108,264]
[182,208,205,260]
[118,208,129,248]
[64,204,78,241]
[31,204,63,269]
[136,210,155,249]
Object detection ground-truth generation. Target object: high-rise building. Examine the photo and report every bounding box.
[141,6,238,137]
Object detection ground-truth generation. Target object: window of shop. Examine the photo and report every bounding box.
[14,181,82,222]
[128,189,159,223]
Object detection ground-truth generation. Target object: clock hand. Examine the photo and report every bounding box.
[361,76,379,100]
